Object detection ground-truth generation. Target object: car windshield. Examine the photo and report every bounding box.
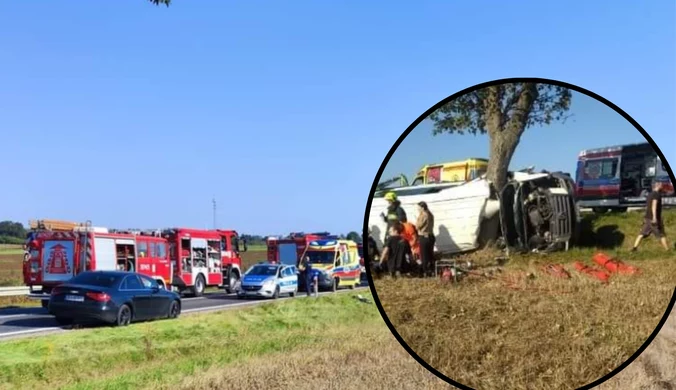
[304,251,335,264]
[69,273,121,288]
[247,265,279,276]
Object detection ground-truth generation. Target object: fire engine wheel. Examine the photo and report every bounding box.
[193,275,205,297]
[225,272,240,294]
[168,300,181,319]
[273,286,280,299]
[116,304,132,327]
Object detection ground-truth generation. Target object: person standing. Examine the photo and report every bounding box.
[378,223,411,279]
[382,192,407,226]
[416,201,436,277]
[632,182,670,251]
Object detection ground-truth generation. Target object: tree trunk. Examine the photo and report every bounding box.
[487,131,520,193]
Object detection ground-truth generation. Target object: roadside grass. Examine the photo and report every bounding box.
[372,210,676,390]
[0,291,426,390]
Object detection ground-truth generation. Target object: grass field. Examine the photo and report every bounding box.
[372,210,676,390]
[0,291,451,390]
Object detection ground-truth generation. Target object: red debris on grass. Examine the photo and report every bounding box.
[592,252,641,275]
[573,261,610,283]
[541,264,571,279]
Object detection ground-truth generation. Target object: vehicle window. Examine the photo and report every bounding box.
[123,275,144,290]
[282,268,292,277]
[70,272,122,288]
[156,243,167,258]
[304,251,335,264]
[137,242,148,257]
[138,275,156,289]
[583,158,618,180]
[247,265,279,276]
[147,242,156,257]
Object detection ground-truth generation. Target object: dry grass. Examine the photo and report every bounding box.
[371,210,676,390]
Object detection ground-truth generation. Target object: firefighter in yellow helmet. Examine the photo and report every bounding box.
[381,191,407,227]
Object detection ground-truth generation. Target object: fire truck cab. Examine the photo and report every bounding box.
[162,228,245,296]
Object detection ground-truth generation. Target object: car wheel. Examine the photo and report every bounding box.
[193,275,205,297]
[290,290,296,298]
[54,317,72,326]
[273,286,280,299]
[116,304,132,327]
[168,300,181,319]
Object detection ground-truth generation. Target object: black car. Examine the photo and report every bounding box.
[48,271,181,327]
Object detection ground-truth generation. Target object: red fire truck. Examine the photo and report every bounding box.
[24,220,172,307]
[266,232,337,266]
[161,228,246,296]
[24,220,246,303]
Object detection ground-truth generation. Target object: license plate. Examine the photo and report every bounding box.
[65,295,84,302]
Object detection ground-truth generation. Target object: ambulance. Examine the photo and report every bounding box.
[299,239,361,291]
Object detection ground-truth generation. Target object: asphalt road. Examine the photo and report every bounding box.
[0,278,370,341]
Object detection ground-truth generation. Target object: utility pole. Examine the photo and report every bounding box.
[212,197,217,229]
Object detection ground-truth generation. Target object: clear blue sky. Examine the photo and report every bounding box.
[0,1,674,235]
[383,91,648,180]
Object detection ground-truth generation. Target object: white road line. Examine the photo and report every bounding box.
[0,314,34,320]
[0,327,62,338]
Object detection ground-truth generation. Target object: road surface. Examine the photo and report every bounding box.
[0,279,370,341]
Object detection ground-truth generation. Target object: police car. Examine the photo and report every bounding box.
[237,263,298,299]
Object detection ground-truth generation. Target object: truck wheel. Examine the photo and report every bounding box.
[193,275,205,297]
[332,278,338,292]
[225,271,240,294]
[116,304,132,327]
[273,286,280,299]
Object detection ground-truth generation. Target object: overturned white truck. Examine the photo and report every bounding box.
[368,171,581,257]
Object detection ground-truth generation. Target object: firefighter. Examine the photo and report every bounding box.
[381,192,407,227]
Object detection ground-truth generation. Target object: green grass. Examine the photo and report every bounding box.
[0,291,381,390]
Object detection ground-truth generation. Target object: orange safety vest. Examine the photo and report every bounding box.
[400,222,420,256]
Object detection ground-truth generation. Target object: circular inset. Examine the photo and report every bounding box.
[363,78,676,390]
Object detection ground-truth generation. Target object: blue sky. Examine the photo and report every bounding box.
[0,1,674,235]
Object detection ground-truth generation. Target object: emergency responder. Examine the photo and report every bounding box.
[299,255,314,296]
[399,219,419,275]
[416,201,436,277]
[378,223,411,279]
[632,182,671,251]
[381,192,407,227]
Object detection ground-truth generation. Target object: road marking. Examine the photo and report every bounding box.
[0,314,34,320]
[0,327,62,338]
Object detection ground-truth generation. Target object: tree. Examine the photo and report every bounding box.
[149,0,170,6]
[428,82,572,192]
[346,231,362,243]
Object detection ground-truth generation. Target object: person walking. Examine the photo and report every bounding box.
[378,223,411,279]
[632,182,670,251]
[416,201,436,277]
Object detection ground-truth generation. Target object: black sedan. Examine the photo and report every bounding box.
[48,271,181,327]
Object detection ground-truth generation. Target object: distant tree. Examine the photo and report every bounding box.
[429,82,572,192]
[346,231,362,242]
[150,0,171,6]
[0,221,26,239]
